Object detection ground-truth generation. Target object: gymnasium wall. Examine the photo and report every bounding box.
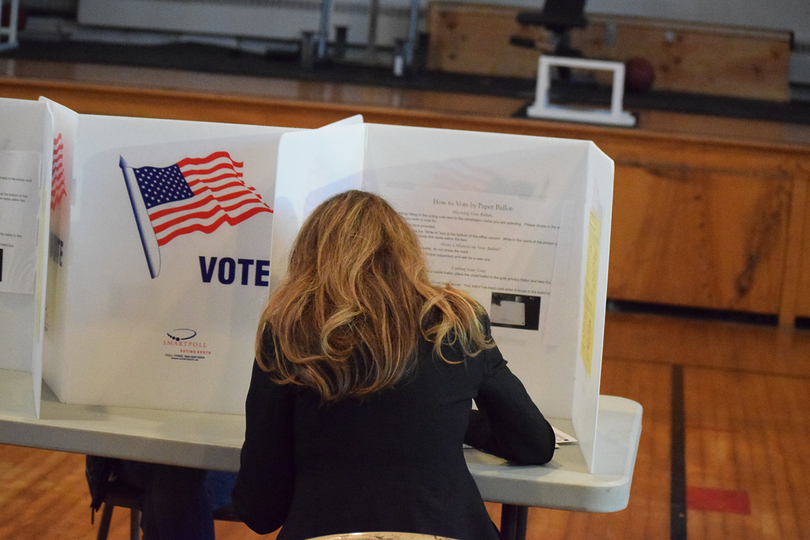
[66,0,810,84]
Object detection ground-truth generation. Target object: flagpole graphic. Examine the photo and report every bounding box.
[120,156,161,278]
[119,151,272,279]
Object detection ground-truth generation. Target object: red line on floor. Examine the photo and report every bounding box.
[686,486,751,514]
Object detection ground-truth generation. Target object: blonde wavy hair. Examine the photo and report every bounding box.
[256,190,492,402]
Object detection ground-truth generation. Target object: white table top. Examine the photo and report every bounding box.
[0,368,642,513]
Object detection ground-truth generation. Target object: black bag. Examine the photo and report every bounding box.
[85,455,124,513]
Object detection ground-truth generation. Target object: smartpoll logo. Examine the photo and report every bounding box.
[164,328,211,361]
[119,151,272,280]
[166,328,197,341]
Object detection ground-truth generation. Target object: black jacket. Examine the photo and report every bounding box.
[232,317,554,539]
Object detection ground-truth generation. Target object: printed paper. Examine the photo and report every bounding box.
[580,209,601,376]
[0,151,42,294]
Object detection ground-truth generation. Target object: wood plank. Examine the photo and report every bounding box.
[596,127,806,318]
[777,175,808,325]
[426,2,546,79]
[793,176,810,319]
[609,161,791,314]
[579,15,792,101]
[427,2,792,101]
[684,368,810,539]
[603,310,810,377]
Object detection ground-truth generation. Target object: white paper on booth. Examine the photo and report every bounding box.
[0,151,42,295]
[377,186,571,345]
[0,97,52,420]
[360,125,594,420]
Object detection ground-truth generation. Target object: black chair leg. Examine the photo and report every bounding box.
[129,507,141,540]
[94,501,141,540]
[500,504,528,540]
[95,503,114,540]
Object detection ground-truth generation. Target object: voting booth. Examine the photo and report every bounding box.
[0,98,52,418]
[0,98,613,472]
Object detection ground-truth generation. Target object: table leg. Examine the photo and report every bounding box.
[500,504,528,540]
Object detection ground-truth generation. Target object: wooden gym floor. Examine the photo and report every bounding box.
[2,310,809,539]
[0,57,809,539]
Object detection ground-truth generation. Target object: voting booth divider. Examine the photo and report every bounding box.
[0,98,613,473]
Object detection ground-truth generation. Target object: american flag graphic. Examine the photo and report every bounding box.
[120,151,272,278]
[128,151,272,246]
[51,134,67,210]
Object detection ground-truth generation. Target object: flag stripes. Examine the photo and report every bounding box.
[51,134,67,210]
[132,151,271,246]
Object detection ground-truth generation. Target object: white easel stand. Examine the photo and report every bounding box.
[527,56,637,127]
[0,0,20,51]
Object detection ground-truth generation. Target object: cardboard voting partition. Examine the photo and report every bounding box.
[0,98,53,417]
[0,96,612,472]
[42,110,295,415]
[1,96,299,416]
[273,121,613,472]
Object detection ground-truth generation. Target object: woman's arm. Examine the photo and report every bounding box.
[465,367,556,464]
[464,321,555,465]
[231,360,296,534]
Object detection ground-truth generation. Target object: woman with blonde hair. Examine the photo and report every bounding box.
[232,190,554,539]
